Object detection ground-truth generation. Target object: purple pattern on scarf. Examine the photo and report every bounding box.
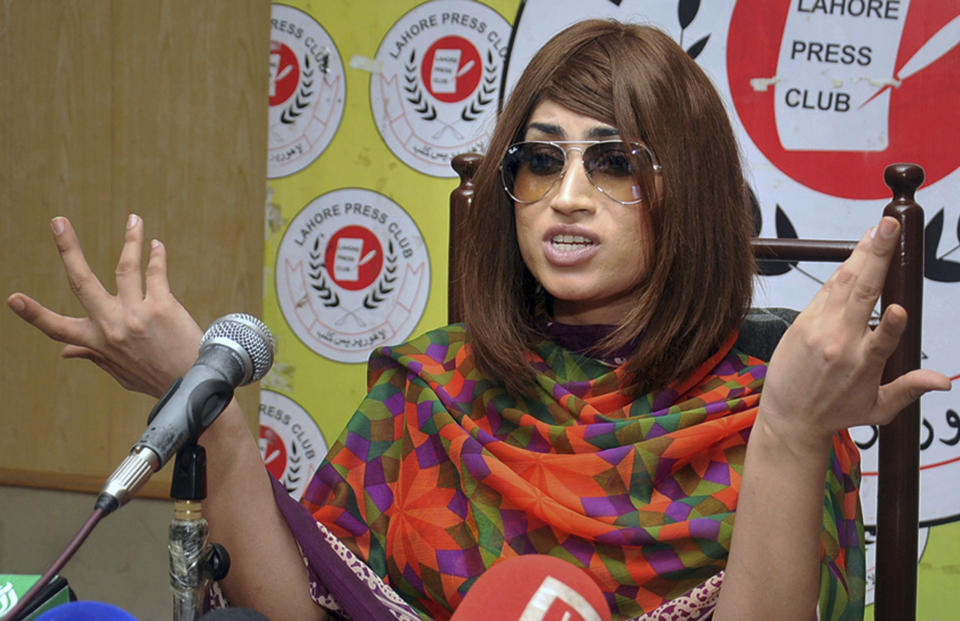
[703,461,731,485]
[645,548,686,574]
[689,518,722,540]
[666,500,693,522]
[437,548,485,578]
[383,391,406,415]
[582,494,636,517]
[562,535,596,566]
[345,430,370,461]
[415,434,447,468]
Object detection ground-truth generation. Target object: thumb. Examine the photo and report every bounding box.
[873,369,952,425]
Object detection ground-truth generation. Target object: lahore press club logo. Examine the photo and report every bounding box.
[369,0,511,177]
[727,1,960,199]
[267,4,346,179]
[259,390,328,499]
[275,188,430,363]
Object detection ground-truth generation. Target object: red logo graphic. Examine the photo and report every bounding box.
[728,2,960,199]
[269,42,300,106]
[420,36,483,103]
[259,424,288,480]
[325,225,383,291]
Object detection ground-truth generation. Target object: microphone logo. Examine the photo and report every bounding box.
[0,582,19,616]
[520,576,605,621]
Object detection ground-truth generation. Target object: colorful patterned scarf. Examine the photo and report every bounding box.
[300,324,863,620]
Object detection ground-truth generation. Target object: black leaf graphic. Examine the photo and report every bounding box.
[686,35,710,60]
[362,241,398,310]
[461,51,498,122]
[756,205,798,276]
[678,0,701,29]
[774,204,799,240]
[925,208,960,282]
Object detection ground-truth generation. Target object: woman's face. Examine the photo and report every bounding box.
[513,100,654,325]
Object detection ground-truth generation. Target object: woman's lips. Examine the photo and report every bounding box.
[542,229,600,266]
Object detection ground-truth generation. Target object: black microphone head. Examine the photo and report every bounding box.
[199,313,275,385]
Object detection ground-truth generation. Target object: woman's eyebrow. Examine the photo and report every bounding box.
[588,126,620,139]
[525,121,565,137]
[524,122,621,140]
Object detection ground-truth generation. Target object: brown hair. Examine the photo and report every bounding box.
[458,19,755,396]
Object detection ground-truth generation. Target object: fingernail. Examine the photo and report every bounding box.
[879,218,897,238]
[8,296,25,312]
[51,217,65,235]
[151,239,161,249]
[868,226,877,239]
[127,214,139,229]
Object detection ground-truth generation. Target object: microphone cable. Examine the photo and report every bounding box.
[1,505,107,621]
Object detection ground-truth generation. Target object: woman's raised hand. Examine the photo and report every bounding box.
[7,215,203,398]
[760,216,951,452]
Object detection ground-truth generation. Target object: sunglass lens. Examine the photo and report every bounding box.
[502,143,565,202]
[584,142,647,204]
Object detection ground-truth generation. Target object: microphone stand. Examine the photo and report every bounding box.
[168,443,230,621]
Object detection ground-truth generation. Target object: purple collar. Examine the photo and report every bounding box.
[542,321,637,366]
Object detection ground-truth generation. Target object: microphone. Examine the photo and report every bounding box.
[451,555,612,621]
[96,313,275,514]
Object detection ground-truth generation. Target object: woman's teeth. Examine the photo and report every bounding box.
[551,234,593,252]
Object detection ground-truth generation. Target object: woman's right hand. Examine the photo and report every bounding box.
[7,214,203,398]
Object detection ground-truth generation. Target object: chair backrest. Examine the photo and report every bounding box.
[448,152,925,621]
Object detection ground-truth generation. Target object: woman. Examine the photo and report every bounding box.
[7,19,949,621]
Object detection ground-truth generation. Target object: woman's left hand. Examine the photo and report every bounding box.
[760,216,951,453]
[7,215,203,398]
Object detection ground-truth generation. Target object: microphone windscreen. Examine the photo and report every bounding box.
[451,554,612,621]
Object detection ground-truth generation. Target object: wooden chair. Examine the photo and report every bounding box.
[448,152,925,621]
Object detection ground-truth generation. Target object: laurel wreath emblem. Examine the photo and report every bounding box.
[309,236,340,308]
[281,442,304,495]
[403,47,500,123]
[363,240,398,310]
[404,49,437,121]
[280,53,316,125]
[461,49,498,122]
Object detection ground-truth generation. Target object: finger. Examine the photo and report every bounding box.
[116,214,145,305]
[873,368,952,425]
[801,225,877,319]
[51,217,112,315]
[7,293,95,346]
[862,303,908,366]
[144,238,172,298]
[839,217,899,326]
[818,226,874,311]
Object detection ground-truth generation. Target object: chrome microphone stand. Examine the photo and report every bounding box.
[169,443,230,621]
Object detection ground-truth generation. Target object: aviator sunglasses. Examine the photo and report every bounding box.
[500,140,662,205]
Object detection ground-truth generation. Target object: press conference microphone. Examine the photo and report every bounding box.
[96,313,275,515]
[451,555,612,621]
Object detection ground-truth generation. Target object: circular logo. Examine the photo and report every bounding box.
[369,0,511,177]
[727,1,960,199]
[275,188,431,363]
[268,4,346,178]
[259,390,328,499]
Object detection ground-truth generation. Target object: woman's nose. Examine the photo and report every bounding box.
[550,149,596,214]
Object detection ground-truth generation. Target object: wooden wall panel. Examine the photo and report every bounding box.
[0,0,270,498]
